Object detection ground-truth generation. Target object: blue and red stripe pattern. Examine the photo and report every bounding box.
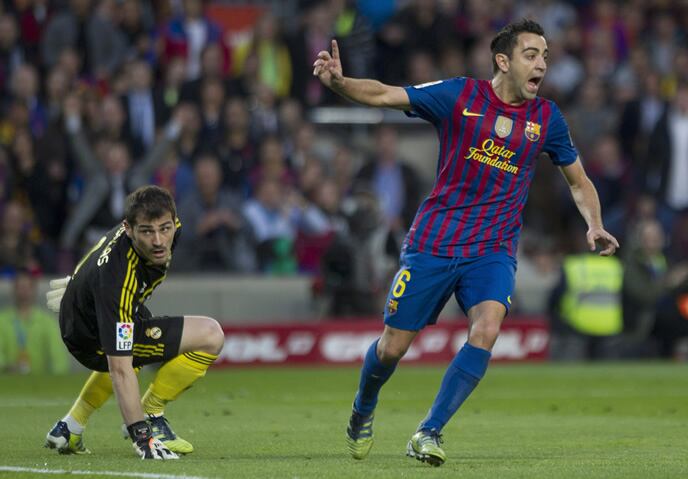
[404,78,577,258]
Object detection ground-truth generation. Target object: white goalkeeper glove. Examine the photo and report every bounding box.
[46,276,70,313]
[128,421,178,460]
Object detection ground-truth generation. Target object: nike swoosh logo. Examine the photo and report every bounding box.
[462,108,484,117]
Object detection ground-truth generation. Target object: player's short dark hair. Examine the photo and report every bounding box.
[490,19,545,75]
[124,185,177,226]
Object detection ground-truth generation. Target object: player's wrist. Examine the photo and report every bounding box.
[127,420,152,443]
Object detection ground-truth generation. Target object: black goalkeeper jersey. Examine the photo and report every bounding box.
[59,219,181,357]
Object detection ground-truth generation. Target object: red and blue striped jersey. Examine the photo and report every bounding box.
[403,77,578,258]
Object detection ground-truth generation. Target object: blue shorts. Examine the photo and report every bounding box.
[383,250,516,331]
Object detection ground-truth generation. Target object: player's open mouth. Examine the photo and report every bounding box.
[152,249,167,258]
[526,76,542,92]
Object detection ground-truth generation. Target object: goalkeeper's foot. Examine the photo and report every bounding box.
[146,415,194,454]
[406,429,446,467]
[45,421,91,455]
[346,409,374,460]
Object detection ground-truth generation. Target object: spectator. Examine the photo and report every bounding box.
[60,97,186,255]
[330,0,375,80]
[355,124,422,233]
[96,94,143,157]
[9,128,68,272]
[243,178,298,274]
[9,63,45,137]
[646,81,688,216]
[250,134,295,193]
[297,177,348,273]
[585,135,631,237]
[14,0,51,65]
[0,14,25,100]
[618,70,663,185]
[177,103,201,164]
[157,56,187,125]
[232,11,292,99]
[117,0,155,62]
[216,96,256,196]
[41,0,126,79]
[151,147,194,203]
[622,219,688,357]
[376,0,456,84]
[179,42,232,104]
[197,77,225,149]
[0,200,39,277]
[44,66,71,122]
[160,0,226,81]
[277,97,304,159]
[174,153,254,273]
[0,270,69,374]
[566,78,617,158]
[287,0,338,106]
[319,187,398,315]
[122,60,162,155]
[548,227,624,360]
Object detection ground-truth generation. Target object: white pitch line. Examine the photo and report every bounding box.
[0,466,212,479]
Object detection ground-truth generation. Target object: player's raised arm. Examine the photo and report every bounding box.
[312,39,410,110]
[559,158,620,256]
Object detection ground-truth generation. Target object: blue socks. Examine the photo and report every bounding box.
[353,339,397,416]
[419,342,491,432]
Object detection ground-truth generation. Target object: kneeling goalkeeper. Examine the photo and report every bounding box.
[45,185,224,459]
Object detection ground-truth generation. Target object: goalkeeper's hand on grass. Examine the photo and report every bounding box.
[127,421,178,460]
[46,276,70,313]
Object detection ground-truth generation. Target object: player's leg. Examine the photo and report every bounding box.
[347,325,417,459]
[139,315,224,453]
[45,351,123,454]
[408,253,514,466]
[348,250,458,460]
[45,372,111,454]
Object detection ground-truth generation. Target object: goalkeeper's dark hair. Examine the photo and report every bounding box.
[124,185,177,226]
[490,19,545,75]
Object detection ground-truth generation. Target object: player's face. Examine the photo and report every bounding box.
[125,212,176,266]
[509,33,548,101]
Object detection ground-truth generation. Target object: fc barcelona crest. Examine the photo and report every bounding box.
[495,115,513,138]
[387,299,398,315]
[525,121,541,142]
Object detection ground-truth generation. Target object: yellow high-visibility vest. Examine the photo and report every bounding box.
[560,254,623,336]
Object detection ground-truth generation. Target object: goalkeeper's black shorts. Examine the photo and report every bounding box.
[69,315,184,372]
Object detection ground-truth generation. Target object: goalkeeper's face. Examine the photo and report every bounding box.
[125,212,176,266]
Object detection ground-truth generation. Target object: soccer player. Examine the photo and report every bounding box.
[313,19,619,466]
[44,185,224,459]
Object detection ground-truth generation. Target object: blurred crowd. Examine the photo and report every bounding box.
[0,0,687,356]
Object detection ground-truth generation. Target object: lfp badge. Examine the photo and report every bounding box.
[116,322,134,351]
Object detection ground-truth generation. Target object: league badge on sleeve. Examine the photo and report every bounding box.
[116,322,134,351]
[524,121,541,142]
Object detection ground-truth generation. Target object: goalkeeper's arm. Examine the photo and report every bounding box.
[108,355,178,460]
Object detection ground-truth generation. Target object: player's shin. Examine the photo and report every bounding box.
[142,352,218,414]
[353,339,397,416]
[418,343,491,432]
[66,371,115,430]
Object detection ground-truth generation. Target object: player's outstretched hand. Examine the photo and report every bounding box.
[128,421,178,460]
[46,276,70,313]
[312,39,343,89]
[133,436,178,460]
[587,226,619,256]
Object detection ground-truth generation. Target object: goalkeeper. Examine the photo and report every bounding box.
[44,185,224,460]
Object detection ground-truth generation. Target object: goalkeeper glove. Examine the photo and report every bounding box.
[127,421,178,460]
[46,276,70,313]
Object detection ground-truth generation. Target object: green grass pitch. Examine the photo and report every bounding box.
[2,363,687,478]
